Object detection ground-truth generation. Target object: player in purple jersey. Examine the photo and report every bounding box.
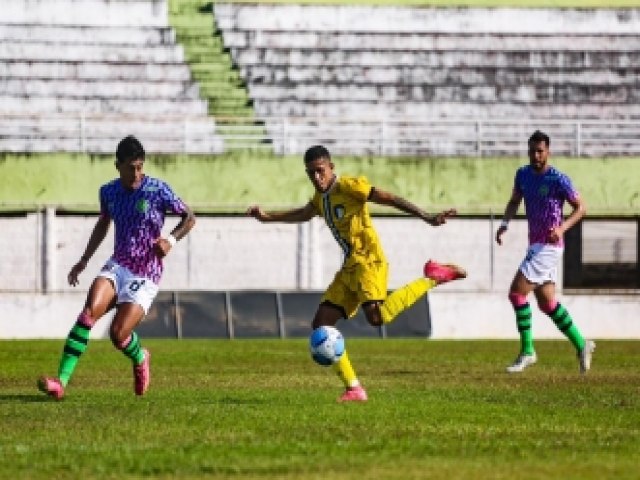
[38,136,196,399]
[496,130,594,374]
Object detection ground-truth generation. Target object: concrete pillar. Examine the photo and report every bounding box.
[296,222,309,289]
[309,217,322,289]
[42,207,56,293]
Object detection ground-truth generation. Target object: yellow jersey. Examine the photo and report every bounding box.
[311,175,386,267]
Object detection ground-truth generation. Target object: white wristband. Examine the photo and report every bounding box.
[167,234,177,247]
[500,220,509,230]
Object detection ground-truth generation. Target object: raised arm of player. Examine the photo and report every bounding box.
[246,202,317,223]
[368,187,456,226]
[68,215,111,286]
[154,205,197,258]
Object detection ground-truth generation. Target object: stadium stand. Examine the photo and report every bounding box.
[215,4,640,156]
[1,0,224,154]
[167,0,266,150]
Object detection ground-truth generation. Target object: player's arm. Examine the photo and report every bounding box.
[368,187,456,226]
[154,204,196,258]
[68,214,111,286]
[548,195,586,244]
[496,191,522,245]
[246,202,317,223]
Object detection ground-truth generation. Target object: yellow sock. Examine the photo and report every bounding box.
[332,350,359,388]
[380,277,436,324]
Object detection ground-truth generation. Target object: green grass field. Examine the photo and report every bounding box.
[1,339,638,479]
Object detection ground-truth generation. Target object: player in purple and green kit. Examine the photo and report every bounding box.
[38,135,196,399]
[496,130,595,373]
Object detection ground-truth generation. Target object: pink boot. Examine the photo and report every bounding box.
[338,385,368,403]
[37,376,65,400]
[424,260,467,284]
[133,349,151,395]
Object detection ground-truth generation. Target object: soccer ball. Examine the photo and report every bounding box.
[309,326,345,366]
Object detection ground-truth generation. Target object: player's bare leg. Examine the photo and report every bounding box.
[110,303,150,395]
[313,304,367,402]
[38,277,115,399]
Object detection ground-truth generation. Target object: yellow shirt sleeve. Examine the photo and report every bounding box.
[340,176,372,202]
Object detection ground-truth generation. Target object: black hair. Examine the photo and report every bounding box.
[304,145,331,164]
[528,130,550,147]
[116,135,145,164]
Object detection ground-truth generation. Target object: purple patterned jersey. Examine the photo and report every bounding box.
[513,165,579,247]
[99,175,187,284]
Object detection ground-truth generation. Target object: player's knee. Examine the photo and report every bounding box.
[363,302,383,327]
[109,323,129,348]
[537,299,558,314]
[508,292,528,307]
[76,311,96,328]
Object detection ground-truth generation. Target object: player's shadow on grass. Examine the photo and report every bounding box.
[0,393,52,403]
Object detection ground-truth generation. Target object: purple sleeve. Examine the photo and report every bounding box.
[160,181,187,214]
[512,169,523,196]
[559,173,579,202]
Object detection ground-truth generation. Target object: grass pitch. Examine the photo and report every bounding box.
[1,339,638,479]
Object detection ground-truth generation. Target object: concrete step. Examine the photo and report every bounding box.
[0,24,175,45]
[232,48,640,70]
[240,65,640,87]
[215,4,640,35]
[0,78,201,99]
[247,83,638,104]
[222,30,640,52]
[0,61,192,81]
[253,99,640,120]
[4,0,168,27]
[0,95,208,115]
[0,41,184,63]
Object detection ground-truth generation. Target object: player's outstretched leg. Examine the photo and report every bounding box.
[423,260,467,285]
[37,311,96,399]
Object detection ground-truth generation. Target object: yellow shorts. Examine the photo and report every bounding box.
[321,261,389,319]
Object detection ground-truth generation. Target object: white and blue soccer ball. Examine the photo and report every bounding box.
[309,325,345,366]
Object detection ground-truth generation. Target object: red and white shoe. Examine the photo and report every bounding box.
[133,349,150,396]
[423,260,467,284]
[37,376,65,400]
[338,385,368,403]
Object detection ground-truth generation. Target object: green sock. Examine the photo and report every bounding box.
[58,320,92,387]
[120,332,145,365]
[514,303,535,355]
[547,303,586,352]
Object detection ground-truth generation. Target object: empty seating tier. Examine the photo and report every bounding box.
[1,0,223,154]
[215,3,640,156]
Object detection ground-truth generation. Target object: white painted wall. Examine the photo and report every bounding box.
[1,291,638,340]
[0,214,637,339]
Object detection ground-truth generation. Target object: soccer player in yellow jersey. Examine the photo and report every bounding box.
[247,146,466,402]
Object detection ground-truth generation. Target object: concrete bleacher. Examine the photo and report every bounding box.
[1,0,223,154]
[215,3,640,156]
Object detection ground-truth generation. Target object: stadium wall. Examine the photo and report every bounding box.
[1,291,638,340]
[1,214,637,339]
[0,155,639,215]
